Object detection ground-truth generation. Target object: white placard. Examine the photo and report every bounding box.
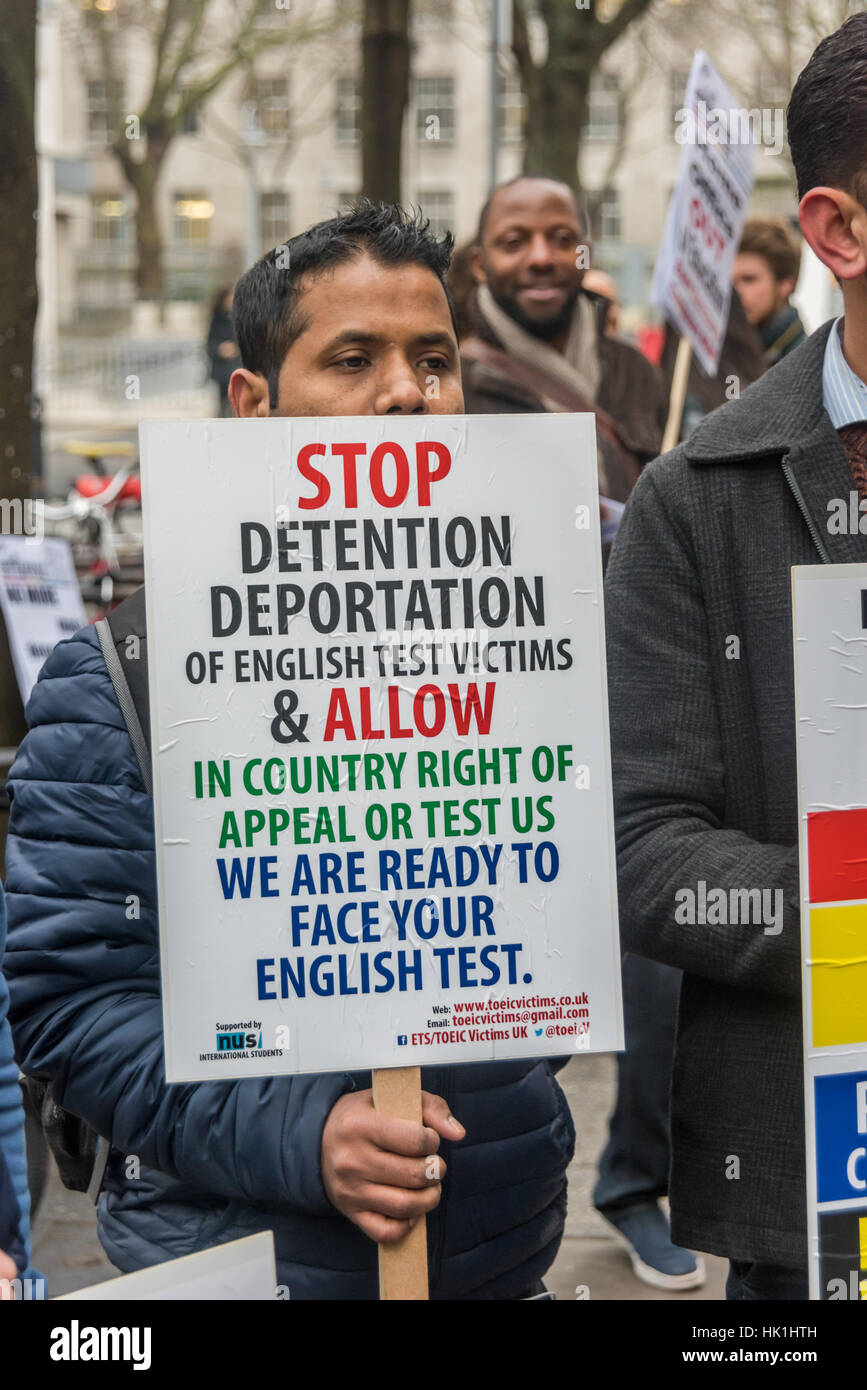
[0,534,86,702]
[55,1232,277,1301]
[652,51,755,375]
[141,415,623,1081]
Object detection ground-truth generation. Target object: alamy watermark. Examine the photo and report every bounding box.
[675,101,785,157]
[675,880,783,935]
[0,497,43,544]
[0,1275,47,1300]
[827,492,867,534]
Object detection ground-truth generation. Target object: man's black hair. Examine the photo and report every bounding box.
[788,13,867,204]
[232,200,456,407]
[475,174,587,244]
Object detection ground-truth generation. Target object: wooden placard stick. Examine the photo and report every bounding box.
[372,1065,429,1300]
[661,334,693,454]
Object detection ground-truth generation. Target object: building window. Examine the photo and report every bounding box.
[336,77,360,145]
[669,70,691,129]
[593,189,620,243]
[260,191,290,254]
[179,101,199,135]
[755,65,789,109]
[90,193,130,245]
[584,74,620,142]
[497,70,524,145]
[172,192,214,246]
[86,80,123,147]
[254,76,290,139]
[415,190,454,238]
[752,182,799,221]
[415,76,455,144]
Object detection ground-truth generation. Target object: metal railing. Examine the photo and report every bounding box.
[36,337,215,421]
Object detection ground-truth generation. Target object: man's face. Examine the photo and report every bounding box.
[233,254,463,418]
[472,180,585,340]
[732,252,792,326]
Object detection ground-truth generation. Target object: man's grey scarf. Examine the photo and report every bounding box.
[476,282,602,409]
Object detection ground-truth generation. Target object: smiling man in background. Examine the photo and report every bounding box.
[461,174,667,504]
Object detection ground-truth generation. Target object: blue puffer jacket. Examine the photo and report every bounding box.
[0,886,29,1279]
[4,625,574,1299]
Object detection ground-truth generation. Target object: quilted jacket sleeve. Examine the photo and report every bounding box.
[0,887,29,1276]
[3,627,353,1214]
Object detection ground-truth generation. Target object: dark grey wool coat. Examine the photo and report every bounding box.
[605,320,863,1266]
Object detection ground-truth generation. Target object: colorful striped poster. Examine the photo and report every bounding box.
[794,564,867,1299]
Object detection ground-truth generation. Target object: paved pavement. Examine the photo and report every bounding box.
[31,1052,726,1300]
[546,1053,726,1300]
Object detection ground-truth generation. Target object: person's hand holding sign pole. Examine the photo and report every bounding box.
[322,1068,465,1299]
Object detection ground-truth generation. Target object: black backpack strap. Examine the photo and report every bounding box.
[20,1072,108,1205]
[86,1137,112,1204]
[95,587,152,795]
[81,588,152,1201]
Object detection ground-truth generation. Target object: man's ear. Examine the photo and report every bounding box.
[799,187,867,282]
[228,368,270,418]
[470,245,487,287]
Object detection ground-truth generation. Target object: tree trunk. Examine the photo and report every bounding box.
[522,63,591,189]
[116,124,169,301]
[123,149,167,301]
[361,0,410,204]
[514,0,655,195]
[0,0,38,829]
[134,169,166,301]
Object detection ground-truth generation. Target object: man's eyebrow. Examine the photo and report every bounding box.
[495,221,579,235]
[413,331,456,348]
[319,329,383,353]
[319,328,456,353]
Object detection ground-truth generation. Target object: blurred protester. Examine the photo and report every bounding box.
[583,244,705,1296]
[592,953,705,1291]
[605,14,867,1300]
[0,885,29,1291]
[462,175,667,504]
[660,289,766,440]
[733,218,807,365]
[636,323,665,365]
[461,175,698,1288]
[206,285,241,416]
[4,203,575,1302]
[582,268,620,337]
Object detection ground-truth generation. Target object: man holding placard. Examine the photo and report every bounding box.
[3,203,623,1299]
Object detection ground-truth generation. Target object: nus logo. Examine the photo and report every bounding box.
[217,1031,262,1051]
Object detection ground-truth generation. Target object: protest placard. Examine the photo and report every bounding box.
[141,414,623,1083]
[54,1232,277,1301]
[0,534,86,703]
[652,50,756,380]
[793,564,867,1300]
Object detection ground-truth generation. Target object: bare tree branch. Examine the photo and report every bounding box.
[511,0,534,87]
[594,0,656,55]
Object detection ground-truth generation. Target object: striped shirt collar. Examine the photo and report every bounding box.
[823,315,867,428]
